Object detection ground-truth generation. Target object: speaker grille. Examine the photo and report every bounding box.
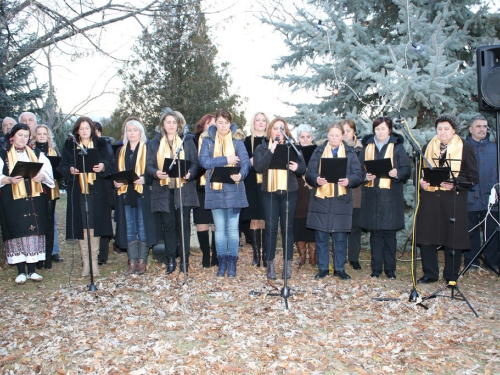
[481,67,500,109]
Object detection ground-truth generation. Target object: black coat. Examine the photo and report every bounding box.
[358,133,411,231]
[253,138,307,192]
[113,143,162,248]
[57,138,113,239]
[0,148,48,241]
[416,140,478,249]
[146,134,200,212]
[305,141,362,233]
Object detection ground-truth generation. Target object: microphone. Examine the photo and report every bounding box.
[274,136,280,143]
[183,124,189,138]
[67,132,76,140]
[393,118,403,130]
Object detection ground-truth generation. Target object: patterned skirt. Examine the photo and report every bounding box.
[5,235,46,264]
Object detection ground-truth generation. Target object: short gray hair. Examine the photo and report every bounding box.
[18,111,36,123]
[468,114,488,127]
[296,123,313,138]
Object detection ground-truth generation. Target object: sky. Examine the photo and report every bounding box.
[43,0,313,127]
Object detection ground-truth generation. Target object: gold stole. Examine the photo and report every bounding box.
[267,140,288,192]
[48,148,60,200]
[197,138,207,186]
[157,136,185,188]
[8,147,44,200]
[78,141,97,194]
[251,136,263,184]
[315,142,346,198]
[212,132,235,190]
[423,134,463,192]
[117,141,146,195]
[364,141,394,189]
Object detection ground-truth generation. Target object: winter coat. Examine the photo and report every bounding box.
[294,144,317,218]
[199,124,250,209]
[416,140,478,249]
[358,133,411,231]
[466,134,498,212]
[145,133,200,213]
[305,141,362,233]
[57,137,113,239]
[113,142,162,248]
[253,138,307,193]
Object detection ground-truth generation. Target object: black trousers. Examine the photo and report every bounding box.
[420,245,462,281]
[262,191,297,261]
[44,200,56,268]
[370,229,397,272]
[159,189,191,260]
[347,208,361,262]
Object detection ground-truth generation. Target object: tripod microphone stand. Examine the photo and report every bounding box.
[70,136,97,292]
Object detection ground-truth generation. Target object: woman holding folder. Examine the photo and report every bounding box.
[305,123,362,279]
[58,117,113,277]
[114,119,160,276]
[199,109,250,277]
[359,117,411,279]
[0,124,54,283]
[34,124,60,270]
[146,110,199,275]
[253,118,306,280]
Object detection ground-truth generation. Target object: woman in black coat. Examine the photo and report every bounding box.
[113,119,160,276]
[146,110,199,275]
[306,123,362,279]
[416,114,478,284]
[253,117,306,280]
[359,117,411,279]
[58,117,113,277]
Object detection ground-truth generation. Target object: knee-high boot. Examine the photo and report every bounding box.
[210,231,218,267]
[250,229,261,267]
[295,241,307,266]
[90,231,101,277]
[80,235,90,277]
[261,229,268,267]
[197,230,211,268]
[308,242,317,266]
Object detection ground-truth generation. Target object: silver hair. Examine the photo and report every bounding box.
[468,114,488,127]
[123,120,147,147]
[296,123,313,138]
[18,111,36,123]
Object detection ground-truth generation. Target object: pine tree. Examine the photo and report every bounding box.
[113,0,245,136]
[261,0,500,140]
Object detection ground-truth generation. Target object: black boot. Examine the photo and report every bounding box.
[210,231,218,267]
[197,230,211,268]
[250,229,261,267]
[166,257,176,275]
[261,229,268,267]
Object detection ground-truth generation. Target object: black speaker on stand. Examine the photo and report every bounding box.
[477,45,500,112]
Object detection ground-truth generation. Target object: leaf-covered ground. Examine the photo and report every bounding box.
[0,199,499,374]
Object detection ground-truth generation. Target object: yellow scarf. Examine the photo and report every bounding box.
[423,134,463,192]
[77,141,97,194]
[48,148,60,200]
[267,140,288,192]
[117,141,146,195]
[212,131,236,190]
[157,135,185,188]
[251,136,263,184]
[8,146,43,200]
[197,137,207,186]
[364,140,394,189]
[316,142,346,198]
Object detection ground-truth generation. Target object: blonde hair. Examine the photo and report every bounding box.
[250,112,269,137]
[34,124,56,149]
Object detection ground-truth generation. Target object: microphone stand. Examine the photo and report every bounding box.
[70,136,97,292]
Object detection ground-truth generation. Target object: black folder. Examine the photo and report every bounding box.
[269,144,298,170]
[211,167,241,184]
[299,145,317,165]
[162,158,191,178]
[320,157,347,183]
[10,161,43,179]
[110,170,140,184]
[47,156,62,179]
[75,148,100,172]
[422,167,451,187]
[364,158,393,179]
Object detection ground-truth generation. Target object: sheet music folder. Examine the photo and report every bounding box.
[162,158,191,178]
[364,158,393,179]
[110,170,140,184]
[211,167,241,184]
[269,144,298,170]
[75,148,100,171]
[10,161,43,179]
[320,157,347,183]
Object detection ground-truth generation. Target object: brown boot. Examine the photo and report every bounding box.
[125,260,137,275]
[308,242,317,266]
[295,241,307,266]
[135,259,147,275]
[79,238,90,277]
[90,234,101,277]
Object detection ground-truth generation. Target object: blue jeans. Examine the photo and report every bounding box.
[212,208,240,257]
[262,191,297,261]
[125,197,146,243]
[316,230,347,271]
